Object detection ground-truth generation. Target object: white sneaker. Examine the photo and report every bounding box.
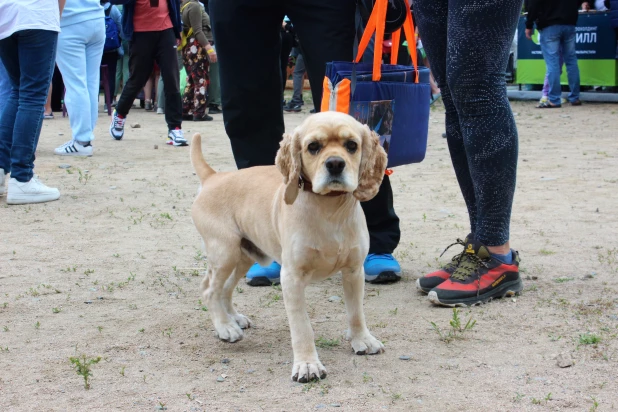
[156,107,165,114]
[539,96,548,104]
[167,128,188,146]
[109,110,126,140]
[54,140,93,157]
[7,176,60,205]
[0,168,6,196]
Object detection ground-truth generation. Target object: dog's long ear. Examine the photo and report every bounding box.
[275,131,302,205]
[353,125,387,202]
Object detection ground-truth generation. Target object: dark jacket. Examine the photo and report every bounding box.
[109,0,182,41]
[610,0,618,28]
[525,0,583,30]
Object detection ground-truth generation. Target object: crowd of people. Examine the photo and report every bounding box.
[1,0,616,307]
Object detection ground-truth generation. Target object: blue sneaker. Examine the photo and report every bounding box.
[364,253,401,284]
[246,262,281,286]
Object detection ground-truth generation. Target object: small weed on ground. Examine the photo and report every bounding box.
[430,308,476,343]
[69,355,101,389]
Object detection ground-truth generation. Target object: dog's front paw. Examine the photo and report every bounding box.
[214,321,244,343]
[232,313,252,329]
[291,360,327,383]
[349,332,385,355]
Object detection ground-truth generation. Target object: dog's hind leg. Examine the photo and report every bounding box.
[202,246,245,343]
[222,255,253,329]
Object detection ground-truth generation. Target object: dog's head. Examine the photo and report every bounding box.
[275,111,387,205]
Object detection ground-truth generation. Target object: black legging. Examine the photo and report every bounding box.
[414,0,521,246]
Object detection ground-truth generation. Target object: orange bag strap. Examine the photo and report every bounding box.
[355,0,419,83]
[390,29,401,65]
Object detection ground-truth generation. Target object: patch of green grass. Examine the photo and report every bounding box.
[579,333,601,345]
[539,249,556,256]
[554,277,574,283]
[315,337,340,348]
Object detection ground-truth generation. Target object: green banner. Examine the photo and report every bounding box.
[517,59,618,86]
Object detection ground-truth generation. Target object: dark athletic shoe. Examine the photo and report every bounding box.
[208,104,222,114]
[283,102,302,112]
[427,240,522,307]
[416,234,473,293]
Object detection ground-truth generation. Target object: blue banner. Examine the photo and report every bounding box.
[518,12,617,60]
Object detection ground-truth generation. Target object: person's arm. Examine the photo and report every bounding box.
[525,0,540,38]
[111,5,122,31]
[186,4,208,46]
[58,0,66,16]
[186,4,217,62]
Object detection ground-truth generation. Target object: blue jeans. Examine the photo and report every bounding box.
[0,30,58,182]
[0,59,10,115]
[540,24,580,105]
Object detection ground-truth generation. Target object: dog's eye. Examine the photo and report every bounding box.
[308,142,321,154]
[345,141,358,153]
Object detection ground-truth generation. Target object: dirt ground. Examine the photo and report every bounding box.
[1,98,617,412]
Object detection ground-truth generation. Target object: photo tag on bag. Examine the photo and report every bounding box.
[350,99,395,154]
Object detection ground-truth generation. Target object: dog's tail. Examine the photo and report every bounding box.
[191,133,216,183]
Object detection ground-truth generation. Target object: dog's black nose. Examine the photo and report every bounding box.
[325,156,346,175]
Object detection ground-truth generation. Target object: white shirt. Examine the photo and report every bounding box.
[0,0,60,41]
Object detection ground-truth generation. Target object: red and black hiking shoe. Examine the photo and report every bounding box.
[416,235,474,293]
[427,240,522,307]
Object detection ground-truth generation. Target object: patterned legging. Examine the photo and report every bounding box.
[182,39,210,117]
[414,0,522,246]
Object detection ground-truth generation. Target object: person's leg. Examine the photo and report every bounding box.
[56,22,96,145]
[181,44,195,116]
[102,52,118,109]
[207,44,222,111]
[44,84,53,117]
[0,38,18,178]
[210,0,284,169]
[418,0,523,305]
[115,39,130,99]
[0,58,11,117]
[86,19,106,134]
[0,58,7,193]
[182,39,210,120]
[539,25,563,106]
[280,30,294,99]
[290,52,305,105]
[541,72,550,99]
[155,28,183,131]
[560,25,580,103]
[157,74,165,112]
[0,30,59,194]
[144,74,154,109]
[416,0,477,229]
[115,32,156,118]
